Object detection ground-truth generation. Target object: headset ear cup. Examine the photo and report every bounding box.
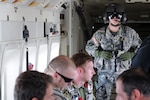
[103,14,106,23]
[103,13,108,24]
[122,13,127,23]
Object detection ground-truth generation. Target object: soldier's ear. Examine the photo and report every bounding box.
[53,72,58,79]
[131,89,141,100]
[76,67,84,74]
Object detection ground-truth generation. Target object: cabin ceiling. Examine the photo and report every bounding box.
[83,0,150,23]
[0,0,69,12]
[1,0,150,22]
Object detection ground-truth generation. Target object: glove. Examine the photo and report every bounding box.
[119,52,134,61]
[95,50,112,60]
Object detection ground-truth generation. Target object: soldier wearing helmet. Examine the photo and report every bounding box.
[85,3,142,100]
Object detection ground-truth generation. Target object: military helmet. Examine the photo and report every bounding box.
[103,3,127,23]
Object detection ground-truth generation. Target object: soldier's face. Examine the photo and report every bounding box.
[109,16,121,26]
[116,79,131,100]
[57,68,77,90]
[116,79,147,100]
[83,61,95,81]
[43,83,55,100]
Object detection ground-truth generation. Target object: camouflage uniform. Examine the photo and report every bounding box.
[83,81,95,100]
[53,88,68,100]
[85,25,142,100]
[63,81,95,100]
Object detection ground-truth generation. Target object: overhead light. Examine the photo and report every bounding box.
[28,1,40,7]
[0,0,8,2]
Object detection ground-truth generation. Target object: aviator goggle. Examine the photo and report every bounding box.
[49,64,73,83]
[56,72,73,83]
[108,13,123,19]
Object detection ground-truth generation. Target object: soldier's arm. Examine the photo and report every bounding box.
[130,28,142,52]
[85,32,100,57]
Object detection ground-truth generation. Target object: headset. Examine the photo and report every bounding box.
[103,3,127,24]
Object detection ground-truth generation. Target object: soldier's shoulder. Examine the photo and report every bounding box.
[65,85,77,92]
[122,25,135,31]
[53,88,68,100]
[96,27,106,34]
[63,89,71,100]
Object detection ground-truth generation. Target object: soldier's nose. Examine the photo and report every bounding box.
[93,69,96,75]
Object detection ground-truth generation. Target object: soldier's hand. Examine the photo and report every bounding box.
[95,50,113,60]
[119,52,134,61]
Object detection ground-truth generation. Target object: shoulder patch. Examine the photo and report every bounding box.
[92,36,98,45]
[98,27,106,34]
[99,29,105,33]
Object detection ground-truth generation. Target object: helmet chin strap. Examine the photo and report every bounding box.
[111,23,121,27]
[109,21,121,33]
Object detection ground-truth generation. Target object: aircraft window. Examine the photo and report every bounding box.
[1,47,20,100]
[50,42,59,61]
[37,44,48,72]
[49,37,60,61]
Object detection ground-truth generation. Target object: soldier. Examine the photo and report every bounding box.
[85,3,142,100]
[14,71,54,100]
[63,53,96,100]
[44,55,77,100]
[116,68,150,100]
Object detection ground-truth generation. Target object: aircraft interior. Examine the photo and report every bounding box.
[0,0,150,100]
